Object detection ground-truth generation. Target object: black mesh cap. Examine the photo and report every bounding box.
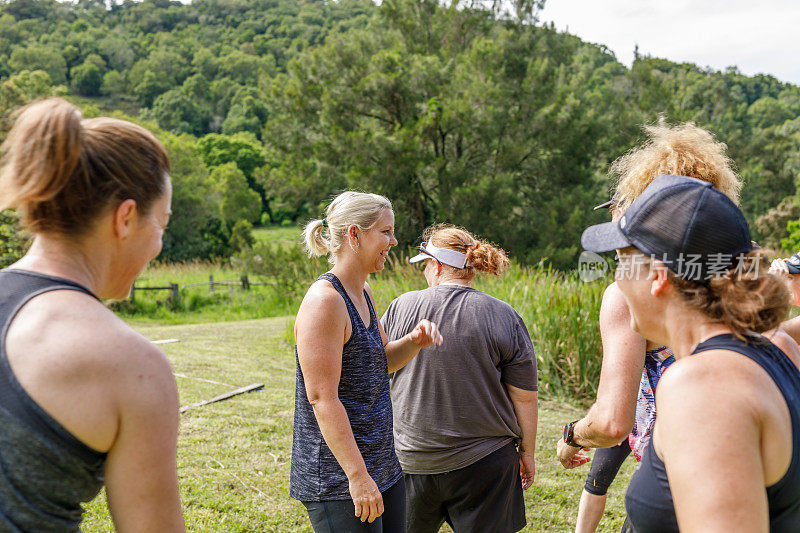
[581,175,752,282]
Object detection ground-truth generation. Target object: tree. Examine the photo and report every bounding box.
[150,88,203,134]
[263,3,623,267]
[70,59,104,96]
[158,132,232,261]
[100,69,126,96]
[209,162,262,226]
[196,132,271,215]
[133,69,170,107]
[0,211,28,268]
[8,45,68,85]
[0,70,63,132]
[221,86,269,138]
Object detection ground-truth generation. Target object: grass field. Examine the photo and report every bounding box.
[252,225,303,248]
[81,317,634,532]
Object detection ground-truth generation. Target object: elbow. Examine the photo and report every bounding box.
[602,419,633,443]
[306,390,337,410]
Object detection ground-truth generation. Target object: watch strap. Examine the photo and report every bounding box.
[564,420,582,448]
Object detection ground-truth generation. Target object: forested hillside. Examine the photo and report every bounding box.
[2,0,800,267]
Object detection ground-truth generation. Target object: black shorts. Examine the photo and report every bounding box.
[302,476,406,533]
[584,439,632,496]
[404,441,526,533]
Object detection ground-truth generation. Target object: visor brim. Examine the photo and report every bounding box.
[581,221,630,253]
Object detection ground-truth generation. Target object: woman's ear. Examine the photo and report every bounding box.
[113,199,138,240]
[348,224,359,243]
[650,262,671,296]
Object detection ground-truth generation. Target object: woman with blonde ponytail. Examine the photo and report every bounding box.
[0,98,183,531]
[381,224,538,533]
[291,191,443,532]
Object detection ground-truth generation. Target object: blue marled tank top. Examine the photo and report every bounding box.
[290,273,402,501]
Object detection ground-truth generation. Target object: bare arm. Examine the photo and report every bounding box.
[574,283,646,445]
[296,284,383,523]
[506,384,538,490]
[105,341,184,532]
[557,283,646,467]
[779,316,800,346]
[764,327,800,369]
[367,286,442,373]
[383,323,442,372]
[655,357,769,533]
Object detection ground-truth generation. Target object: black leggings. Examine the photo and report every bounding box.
[303,476,406,533]
[584,439,632,496]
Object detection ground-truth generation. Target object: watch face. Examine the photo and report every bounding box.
[563,423,570,442]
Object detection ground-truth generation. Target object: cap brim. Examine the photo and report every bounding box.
[409,253,428,263]
[581,221,630,253]
[593,200,614,211]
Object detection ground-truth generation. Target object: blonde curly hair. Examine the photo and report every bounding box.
[611,119,742,212]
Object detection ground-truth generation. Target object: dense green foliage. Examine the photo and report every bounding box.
[2,0,800,265]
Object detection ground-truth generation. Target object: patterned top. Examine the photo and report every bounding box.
[628,345,675,461]
[290,273,402,501]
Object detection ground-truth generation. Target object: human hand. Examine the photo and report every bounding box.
[408,319,443,348]
[518,450,536,490]
[769,258,790,277]
[556,438,591,469]
[348,472,383,523]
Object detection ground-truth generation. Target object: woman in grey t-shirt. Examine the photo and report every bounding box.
[382,224,539,533]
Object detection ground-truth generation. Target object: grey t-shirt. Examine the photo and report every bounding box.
[382,285,537,474]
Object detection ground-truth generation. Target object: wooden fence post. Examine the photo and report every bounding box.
[130,283,136,304]
[241,275,250,290]
[209,275,214,295]
[170,283,180,303]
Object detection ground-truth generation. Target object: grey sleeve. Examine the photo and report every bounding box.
[381,298,401,341]
[499,314,538,391]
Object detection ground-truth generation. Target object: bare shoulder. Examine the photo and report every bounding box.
[15,291,167,368]
[296,279,348,338]
[656,349,762,412]
[7,290,175,410]
[599,282,632,326]
[298,279,347,317]
[764,328,800,369]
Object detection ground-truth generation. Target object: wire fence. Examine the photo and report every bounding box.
[130,275,274,303]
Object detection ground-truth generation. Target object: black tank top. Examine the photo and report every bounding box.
[0,269,107,532]
[625,334,800,532]
[290,273,402,501]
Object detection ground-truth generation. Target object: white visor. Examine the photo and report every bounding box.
[409,239,468,269]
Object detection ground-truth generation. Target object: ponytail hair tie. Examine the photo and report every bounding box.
[321,218,328,228]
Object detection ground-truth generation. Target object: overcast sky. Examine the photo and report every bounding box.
[538,0,800,85]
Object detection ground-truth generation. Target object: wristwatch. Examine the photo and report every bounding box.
[563,420,582,448]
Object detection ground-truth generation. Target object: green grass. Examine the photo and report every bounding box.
[81,317,634,532]
[252,224,303,249]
